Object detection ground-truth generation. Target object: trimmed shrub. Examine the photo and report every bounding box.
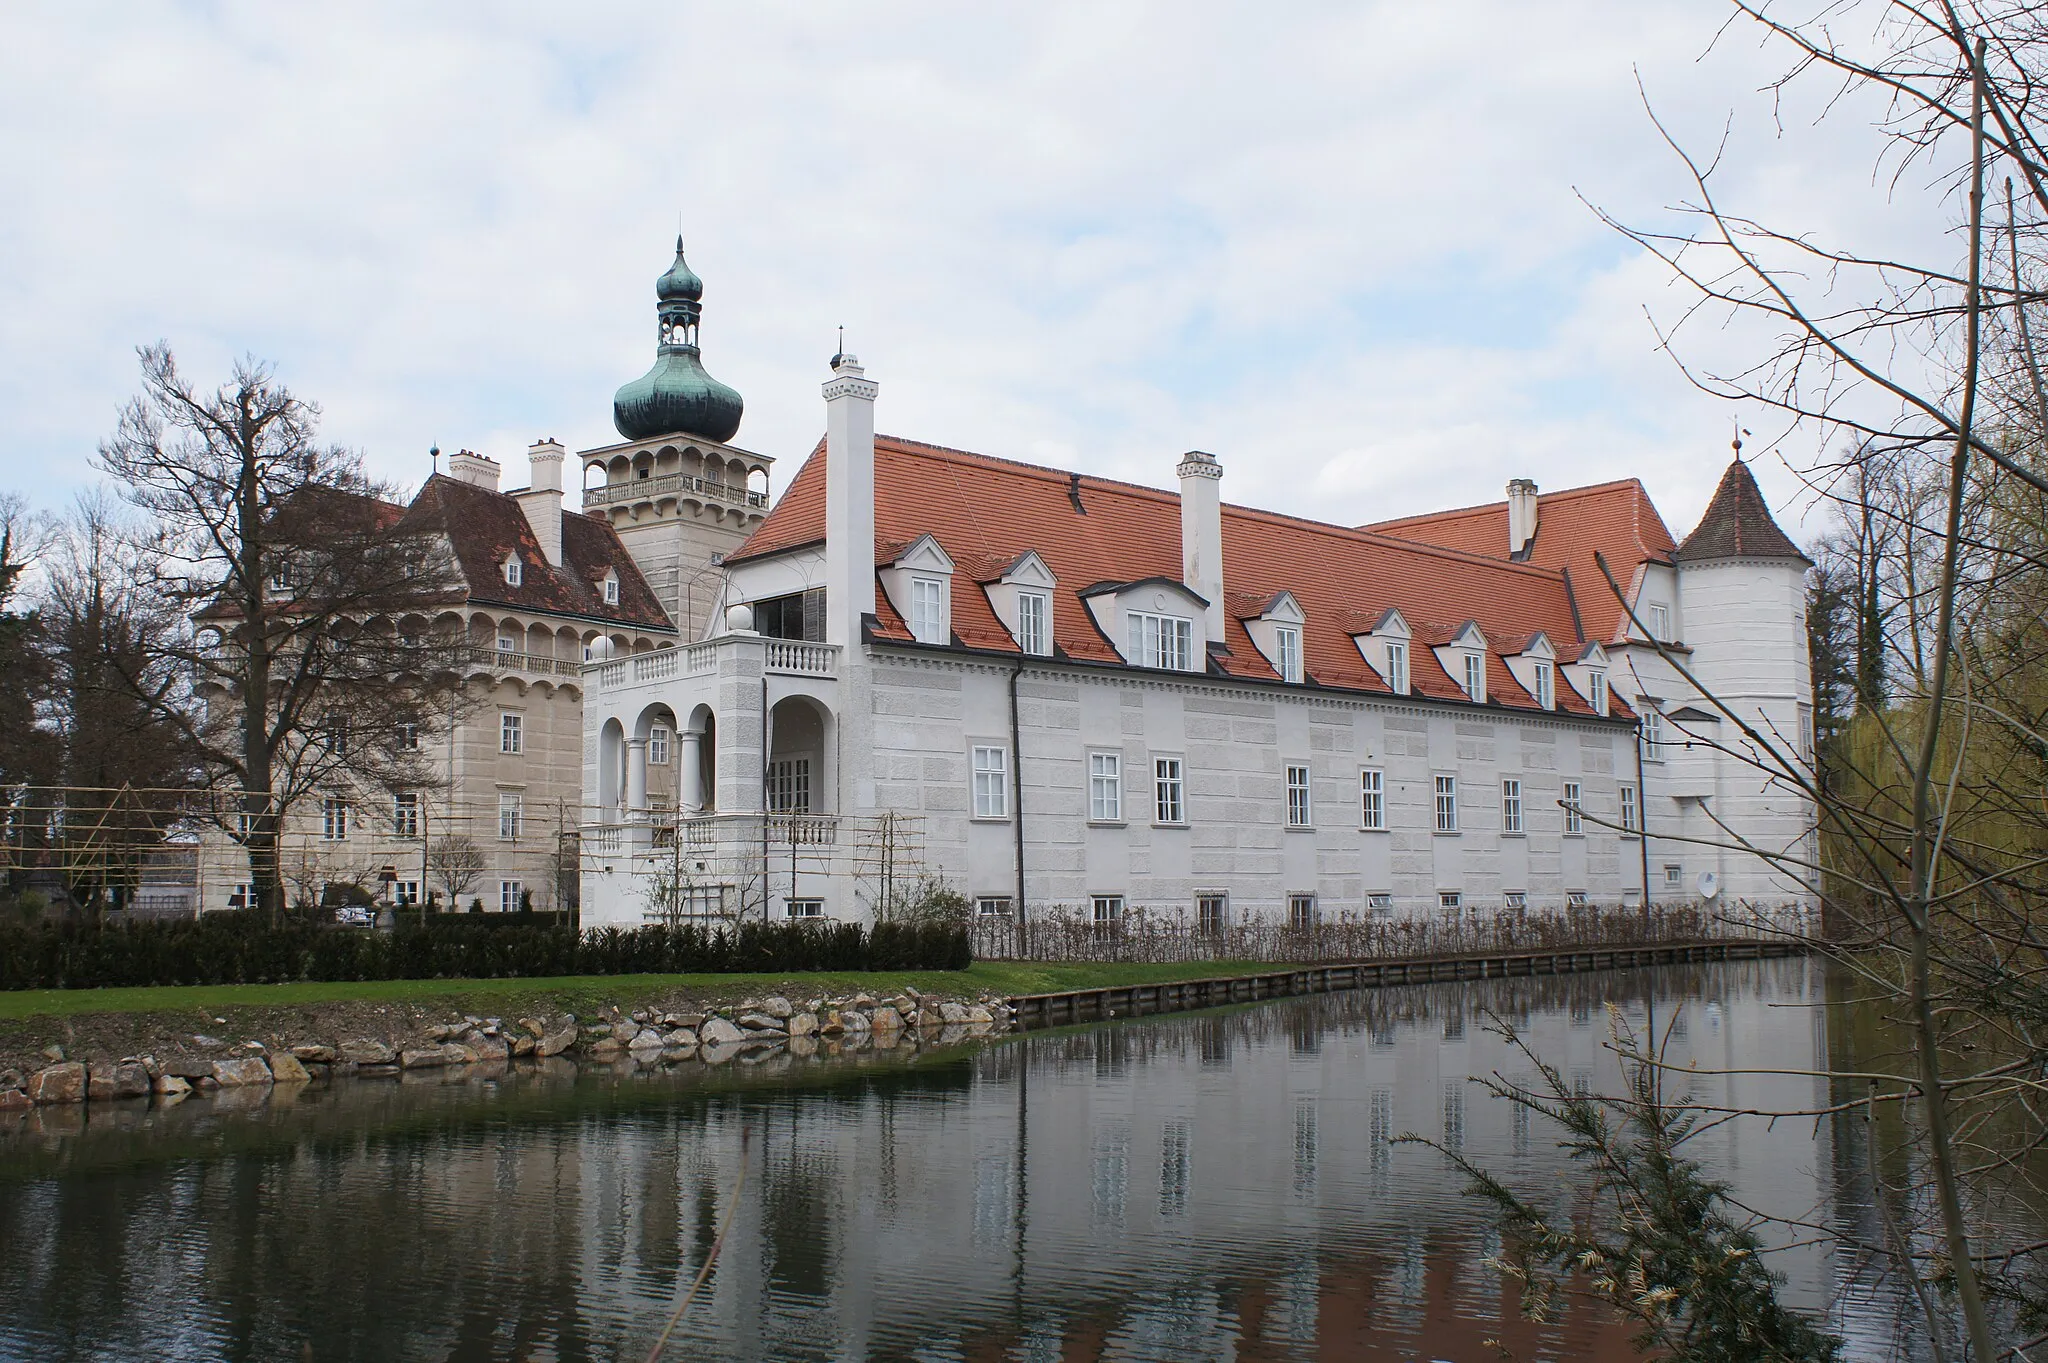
[0,913,971,991]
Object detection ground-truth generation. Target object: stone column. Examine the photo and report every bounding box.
[626,738,648,818]
[679,730,703,816]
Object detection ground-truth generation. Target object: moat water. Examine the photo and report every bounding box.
[0,958,1986,1360]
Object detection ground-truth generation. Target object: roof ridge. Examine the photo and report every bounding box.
[1365,477,1654,531]
[868,436,1570,580]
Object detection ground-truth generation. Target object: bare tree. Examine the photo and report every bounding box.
[1529,6,2048,1354]
[95,345,468,919]
[428,833,486,909]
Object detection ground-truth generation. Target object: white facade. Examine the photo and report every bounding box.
[580,356,1818,928]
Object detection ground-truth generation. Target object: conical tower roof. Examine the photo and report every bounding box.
[1673,459,1809,564]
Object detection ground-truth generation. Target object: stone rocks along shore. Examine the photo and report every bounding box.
[0,986,1015,1110]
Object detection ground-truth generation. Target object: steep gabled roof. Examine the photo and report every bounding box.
[1673,460,1811,565]
[1364,478,1678,645]
[732,436,1629,719]
[400,475,673,629]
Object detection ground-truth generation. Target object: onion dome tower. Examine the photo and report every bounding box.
[612,238,745,444]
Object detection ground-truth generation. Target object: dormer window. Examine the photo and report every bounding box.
[602,573,620,606]
[1589,670,1608,716]
[1016,589,1051,655]
[1646,602,1669,641]
[1532,660,1554,710]
[1462,652,1486,703]
[268,560,293,594]
[503,555,522,587]
[1275,625,1303,684]
[1128,611,1195,670]
[1386,640,1409,695]
[910,575,947,644]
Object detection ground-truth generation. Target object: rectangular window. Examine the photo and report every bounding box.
[1359,768,1385,830]
[1589,671,1608,716]
[1462,652,1485,703]
[392,792,420,838]
[910,575,947,644]
[235,812,256,837]
[1285,764,1312,827]
[1088,752,1123,822]
[975,896,1013,918]
[498,793,523,842]
[1665,864,1684,889]
[1620,783,1639,833]
[1439,891,1463,911]
[1016,590,1050,656]
[393,880,421,907]
[767,758,813,814]
[649,725,671,765]
[1287,894,1318,930]
[971,745,1009,819]
[786,898,825,919]
[500,713,522,754]
[504,558,522,587]
[1385,639,1409,695]
[1641,706,1665,761]
[603,576,620,605]
[396,722,420,752]
[1197,894,1228,935]
[1504,890,1527,910]
[1127,611,1194,671]
[229,882,253,910]
[1567,890,1589,909]
[1275,626,1302,683]
[319,712,348,754]
[1647,602,1669,641]
[499,880,523,914]
[1367,892,1393,914]
[1501,778,1523,834]
[1799,704,1815,761]
[268,561,292,593]
[321,797,348,841]
[1563,780,1583,834]
[1434,774,1458,833]
[1533,661,1554,710]
[497,633,516,653]
[1154,757,1185,824]
[1092,895,1125,933]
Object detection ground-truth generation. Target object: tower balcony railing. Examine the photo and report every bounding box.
[582,472,768,512]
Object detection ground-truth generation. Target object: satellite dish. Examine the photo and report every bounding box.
[1697,871,1720,901]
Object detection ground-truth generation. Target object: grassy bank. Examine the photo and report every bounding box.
[0,959,1269,1022]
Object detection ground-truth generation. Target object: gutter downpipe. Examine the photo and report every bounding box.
[1636,719,1652,913]
[1010,661,1027,958]
[761,671,771,924]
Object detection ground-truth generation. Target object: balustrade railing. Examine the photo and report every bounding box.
[469,646,580,677]
[582,472,768,511]
[764,640,838,675]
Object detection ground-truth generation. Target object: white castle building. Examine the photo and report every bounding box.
[572,248,1817,929]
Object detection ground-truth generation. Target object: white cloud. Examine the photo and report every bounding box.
[0,0,1965,547]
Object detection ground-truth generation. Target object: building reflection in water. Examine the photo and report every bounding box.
[0,957,1937,1361]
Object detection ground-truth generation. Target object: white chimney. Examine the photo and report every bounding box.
[446,449,500,491]
[823,353,878,647]
[1506,478,1539,557]
[1177,450,1225,635]
[517,440,566,566]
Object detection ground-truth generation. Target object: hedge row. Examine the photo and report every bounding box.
[0,914,972,991]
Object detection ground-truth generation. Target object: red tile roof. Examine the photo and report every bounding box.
[1364,478,1678,645]
[405,475,673,630]
[733,436,1630,719]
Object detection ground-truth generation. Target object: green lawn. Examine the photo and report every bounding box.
[0,959,1271,1021]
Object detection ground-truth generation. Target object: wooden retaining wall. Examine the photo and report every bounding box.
[1006,938,1806,1031]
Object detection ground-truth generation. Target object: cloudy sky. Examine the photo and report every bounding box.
[0,2,1948,540]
